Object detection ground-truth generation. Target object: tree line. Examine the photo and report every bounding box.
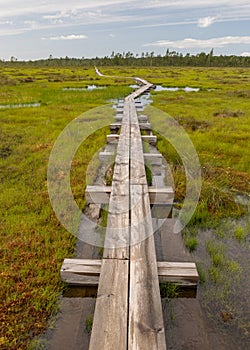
[1,50,250,67]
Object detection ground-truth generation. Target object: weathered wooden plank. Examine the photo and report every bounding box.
[129,185,166,350]
[85,185,173,205]
[89,259,129,350]
[129,96,166,349]
[142,135,157,146]
[130,103,147,185]
[106,134,119,143]
[102,100,131,259]
[89,101,131,349]
[61,259,198,287]
[144,153,162,165]
[99,151,115,162]
[149,186,174,204]
[138,115,148,122]
[110,122,151,131]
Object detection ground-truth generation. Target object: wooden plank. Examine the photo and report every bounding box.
[144,153,162,165]
[138,115,148,122]
[111,122,151,131]
[89,259,129,350]
[141,135,157,146]
[130,102,147,185]
[89,101,131,350]
[115,115,123,122]
[148,186,174,204]
[106,134,119,143]
[85,185,173,205]
[129,185,166,350]
[129,98,166,349]
[61,259,198,287]
[103,103,130,259]
[99,151,115,162]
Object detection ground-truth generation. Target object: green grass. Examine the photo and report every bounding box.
[85,314,94,334]
[160,282,179,301]
[149,67,250,230]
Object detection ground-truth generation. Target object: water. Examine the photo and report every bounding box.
[154,85,200,92]
[0,102,41,109]
[62,85,106,91]
[130,84,200,92]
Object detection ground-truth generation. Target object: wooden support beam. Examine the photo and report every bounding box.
[142,135,157,145]
[61,259,198,288]
[98,151,161,165]
[106,134,119,143]
[144,153,162,165]
[99,151,114,162]
[138,115,148,122]
[85,185,173,205]
[115,115,123,122]
[110,122,151,131]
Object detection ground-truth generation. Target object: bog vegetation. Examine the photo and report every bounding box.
[0,64,249,349]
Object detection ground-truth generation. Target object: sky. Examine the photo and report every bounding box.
[0,0,250,60]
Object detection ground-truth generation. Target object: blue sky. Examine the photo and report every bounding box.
[0,0,250,60]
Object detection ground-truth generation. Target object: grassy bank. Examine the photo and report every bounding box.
[0,66,249,348]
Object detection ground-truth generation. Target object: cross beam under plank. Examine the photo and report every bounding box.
[85,185,174,205]
[99,152,163,165]
[60,259,199,288]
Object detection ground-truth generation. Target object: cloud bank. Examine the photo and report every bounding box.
[144,36,250,49]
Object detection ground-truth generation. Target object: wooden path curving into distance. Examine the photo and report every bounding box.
[61,73,198,349]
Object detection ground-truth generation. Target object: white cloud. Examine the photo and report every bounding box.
[0,20,13,25]
[198,16,217,27]
[0,0,249,19]
[44,34,88,41]
[24,20,39,29]
[241,52,250,56]
[144,36,250,48]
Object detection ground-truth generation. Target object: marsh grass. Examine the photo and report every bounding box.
[149,68,250,233]
[85,314,94,334]
[160,282,179,301]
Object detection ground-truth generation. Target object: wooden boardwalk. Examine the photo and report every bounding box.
[88,81,166,349]
[61,76,198,349]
